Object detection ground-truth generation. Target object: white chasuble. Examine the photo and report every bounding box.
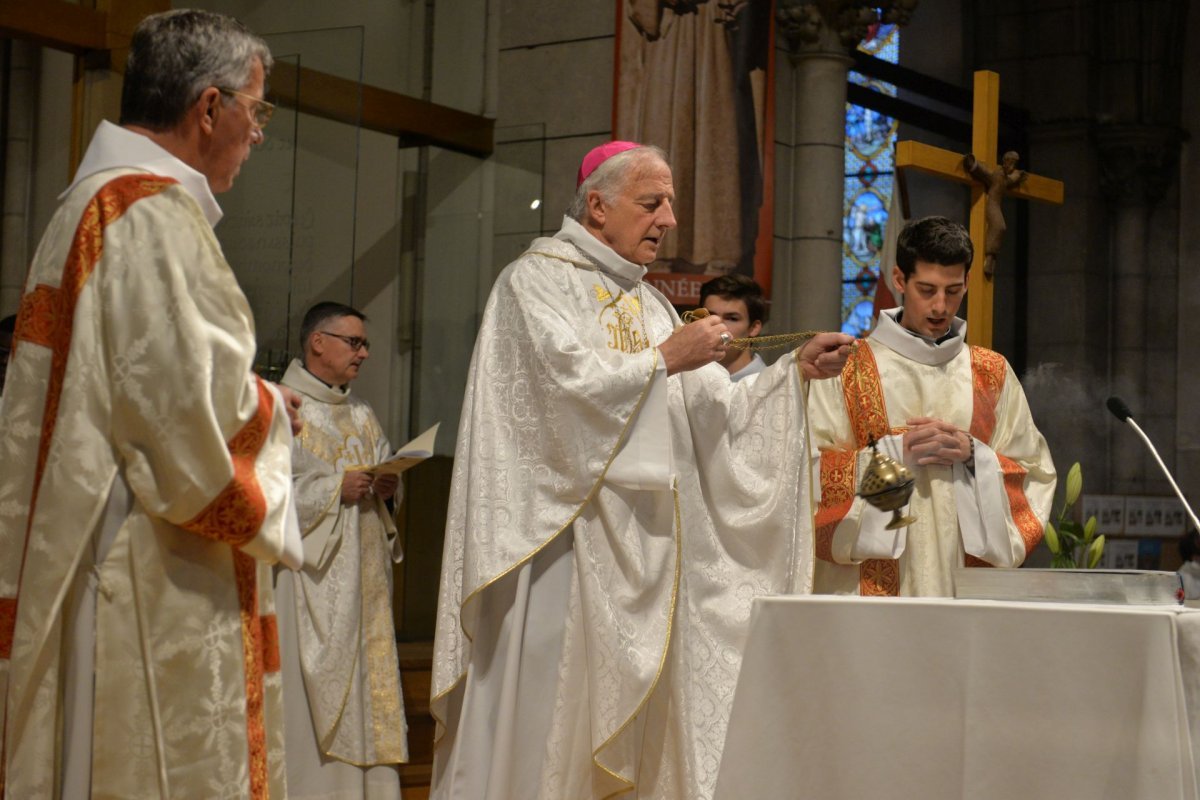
[807,308,1056,597]
[0,168,296,798]
[432,217,816,800]
[277,360,407,792]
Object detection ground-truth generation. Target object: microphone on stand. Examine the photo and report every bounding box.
[1107,395,1200,533]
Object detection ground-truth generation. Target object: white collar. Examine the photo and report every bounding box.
[553,215,648,285]
[729,352,765,382]
[869,307,966,366]
[281,359,351,405]
[62,121,223,228]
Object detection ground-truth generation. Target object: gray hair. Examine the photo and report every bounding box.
[119,9,273,132]
[567,145,669,222]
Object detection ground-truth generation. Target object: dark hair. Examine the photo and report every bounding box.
[119,9,272,131]
[895,216,974,278]
[300,302,367,351]
[0,314,15,335]
[698,273,767,325]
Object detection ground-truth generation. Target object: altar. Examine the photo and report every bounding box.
[714,595,1200,800]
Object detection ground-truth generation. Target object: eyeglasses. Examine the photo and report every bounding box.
[319,331,370,352]
[217,87,275,129]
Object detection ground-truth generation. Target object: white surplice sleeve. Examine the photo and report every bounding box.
[955,360,1055,566]
[102,186,295,564]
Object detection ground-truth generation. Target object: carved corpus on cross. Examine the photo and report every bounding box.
[894,70,1064,349]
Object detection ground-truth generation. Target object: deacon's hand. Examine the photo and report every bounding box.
[277,384,304,435]
[797,333,855,380]
[904,417,972,466]
[341,470,375,504]
[658,315,731,376]
[373,473,400,502]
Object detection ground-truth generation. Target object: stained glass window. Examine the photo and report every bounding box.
[841,24,900,336]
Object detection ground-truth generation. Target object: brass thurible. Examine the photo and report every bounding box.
[857,438,917,530]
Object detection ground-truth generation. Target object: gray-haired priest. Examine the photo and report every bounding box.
[431,141,854,800]
[0,9,302,799]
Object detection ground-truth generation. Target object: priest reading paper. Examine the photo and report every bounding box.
[431,142,853,800]
[276,302,409,798]
[355,422,439,477]
[0,10,302,798]
[808,216,1056,597]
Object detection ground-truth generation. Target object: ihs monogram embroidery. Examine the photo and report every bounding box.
[595,283,649,354]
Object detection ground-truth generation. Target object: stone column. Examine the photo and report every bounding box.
[1176,0,1200,507]
[1093,0,1186,496]
[1097,125,1179,494]
[773,0,917,334]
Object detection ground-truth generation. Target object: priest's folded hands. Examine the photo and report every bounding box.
[372,472,400,501]
[903,416,973,466]
[341,470,376,503]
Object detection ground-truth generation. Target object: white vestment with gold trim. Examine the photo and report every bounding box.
[431,217,817,800]
[277,360,407,799]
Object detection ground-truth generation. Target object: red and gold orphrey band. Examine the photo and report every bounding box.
[815,341,1032,595]
[1,173,280,800]
[2,174,177,799]
[2,174,176,662]
[838,343,902,595]
[968,347,1042,556]
[182,378,273,545]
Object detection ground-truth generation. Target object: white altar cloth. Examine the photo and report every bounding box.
[714,595,1200,800]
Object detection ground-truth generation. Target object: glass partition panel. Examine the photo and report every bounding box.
[214,27,365,378]
[491,123,546,274]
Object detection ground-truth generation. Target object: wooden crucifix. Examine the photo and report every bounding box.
[894,70,1064,349]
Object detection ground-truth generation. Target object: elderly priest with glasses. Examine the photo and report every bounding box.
[0,9,303,799]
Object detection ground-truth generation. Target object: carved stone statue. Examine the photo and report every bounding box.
[963,150,1026,277]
